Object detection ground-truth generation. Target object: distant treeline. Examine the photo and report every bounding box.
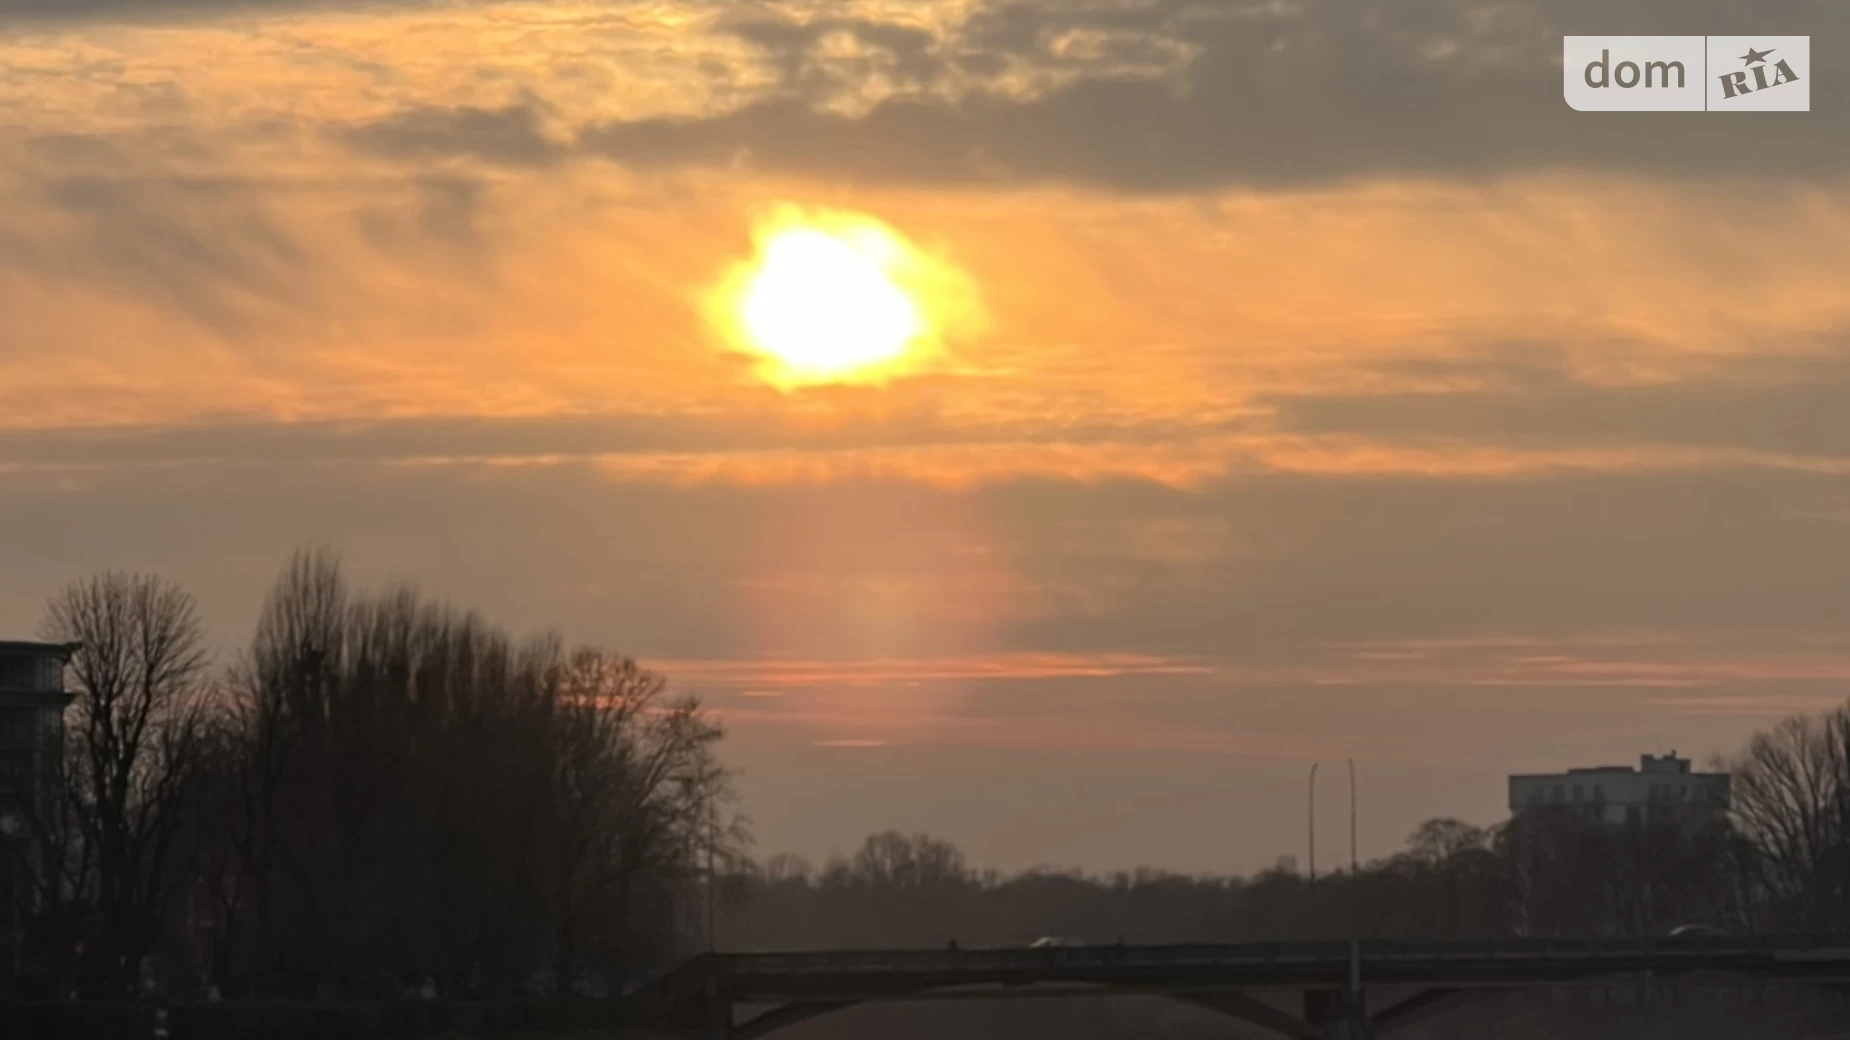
[723,707,1850,950]
[1,552,743,1003]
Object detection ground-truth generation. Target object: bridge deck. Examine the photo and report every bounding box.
[693,936,1850,1002]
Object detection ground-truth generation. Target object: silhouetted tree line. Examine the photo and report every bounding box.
[723,702,1850,950]
[1,551,742,1002]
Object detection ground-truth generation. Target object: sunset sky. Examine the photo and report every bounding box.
[2,0,1846,874]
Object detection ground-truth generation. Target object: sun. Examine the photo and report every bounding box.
[740,226,921,376]
[708,207,979,388]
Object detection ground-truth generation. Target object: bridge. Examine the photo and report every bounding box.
[623,935,1850,1040]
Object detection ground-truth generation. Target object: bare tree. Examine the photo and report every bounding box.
[1405,818,1488,865]
[849,832,971,892]
[1730,704,1850,929]
[538,649,739,994]
[42,572,210,997]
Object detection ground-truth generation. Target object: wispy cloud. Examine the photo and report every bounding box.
[651,651,1216,690]
[14,428,1850,489]
[1321,631,1850,694]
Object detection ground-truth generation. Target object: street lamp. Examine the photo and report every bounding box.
[1307,762,1321,937]
[1348,759,1358,874]
[705,805,717,952]
[1308,763,1319,886]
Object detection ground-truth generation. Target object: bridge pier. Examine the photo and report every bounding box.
[658,976,734,1040]
[1304,988,1370,1040]
[683,1007,731,1039]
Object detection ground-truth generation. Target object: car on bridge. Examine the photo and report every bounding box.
[1028,936,1085,948]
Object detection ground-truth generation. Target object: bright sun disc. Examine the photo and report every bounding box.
[740,228,921,374]
[709,207,979,388]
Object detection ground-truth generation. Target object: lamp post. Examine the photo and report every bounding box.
[1308,762,1319,887]
[705,804,717,952]
[1348,758,1358,874]
[1307,762,1321,936]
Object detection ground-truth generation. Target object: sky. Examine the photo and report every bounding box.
[2,0,1847,876]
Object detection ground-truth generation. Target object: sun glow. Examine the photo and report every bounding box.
[709,207,981,388]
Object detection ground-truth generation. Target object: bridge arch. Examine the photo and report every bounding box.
[729,981,1495,1040]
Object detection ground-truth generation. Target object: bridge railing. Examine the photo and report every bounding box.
[722,935,1850,980]
[727,943,1344,977]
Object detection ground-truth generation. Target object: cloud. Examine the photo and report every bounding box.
[721,13,945,88]
[11,341,1850,496]
[12,420,1850,492]
[342,102,567,167]
[0,410,1241,468]
[25,174,318,337]
[0,0,418,24]
[568,0,1850,189]
[12,0,1846,188]
[19,339,1850,489]
[1264,347,1850,458]
[651,650,1215,689]
[13,449,1850,678]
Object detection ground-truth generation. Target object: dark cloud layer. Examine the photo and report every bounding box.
[325,0,1849,189]
[7,447,1850,673]
[19,0,1837,188]
[583,0,1847,188]
[343,104,565,168]
[1264,346,1850,456]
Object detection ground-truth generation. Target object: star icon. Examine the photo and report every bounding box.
[1740,46,1775,65]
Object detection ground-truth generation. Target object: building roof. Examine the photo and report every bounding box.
[0,640,81,657]
[1511,753,1721,781]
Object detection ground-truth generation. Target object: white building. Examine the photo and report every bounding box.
[1508,752,1730,828]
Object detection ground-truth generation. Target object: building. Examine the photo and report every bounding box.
[0,641,79,832]
[1508,752,1730,828]
[1,641,78,988]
